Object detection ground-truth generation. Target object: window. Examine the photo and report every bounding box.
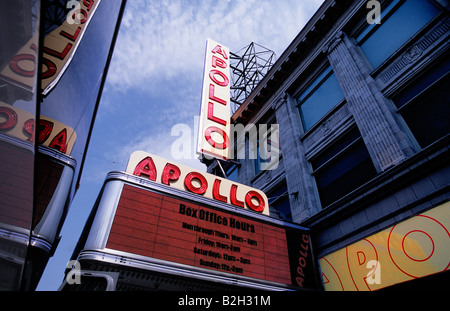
[357,0,441,69]
[213,162,239,182]
[298,67,345,131]
[225,164,239,182]
[254,143,264,175]
[254,123,280,175]
[267,182,292,221]
[311,126,377,207]
[393,56,450,148]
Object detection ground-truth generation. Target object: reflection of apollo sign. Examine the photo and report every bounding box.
[320,202,450,291]
[0,103,76,154]
[0,0,100,94]
[66,0,88,25]
[42,0,100,94]
[126,151,269,215]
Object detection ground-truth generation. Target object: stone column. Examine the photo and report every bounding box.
[325,32,415,171]
[274,94,320,223]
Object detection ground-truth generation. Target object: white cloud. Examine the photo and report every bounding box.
[117,117,207,172]
[107,0,324,93]
[99,0,325,173]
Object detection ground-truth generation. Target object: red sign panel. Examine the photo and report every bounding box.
[106,184,315,289]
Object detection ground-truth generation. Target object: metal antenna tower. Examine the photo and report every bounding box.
[230,42,276,113]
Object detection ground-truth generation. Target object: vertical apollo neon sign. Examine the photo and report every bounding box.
[197,39,231,160]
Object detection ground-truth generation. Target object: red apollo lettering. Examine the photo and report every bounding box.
[245,191,265,212]
[41,58,57,79]
[230,184,244,207]
[199,41,230,158]
[71,9,88,24]
[212,55,227,69]
[207,102,227,126]
[387,214,448,279]
[209,84,227,105]
[44,43,73,60]
[298,256,307,268]
[49,128,68,153]
[43,1,94,83]
[184,172,208,194]
[60,27,81,42]
[162,163,181,185]
[38,120,54,143]
[23,119,35,142]
[211,44,228,60]
[0,108,74,152]
[9,54,36,78]
[0,107,18,130]
[8,43,38,78]
[295,234,310,288]
[213,179,227,203]
[83,0,95,11]
[209,69,229,87]
[131,156,266,214]
[300,240,309,257]
[205,126,229,150]
[133,156,157,181]
[303,234,309,244]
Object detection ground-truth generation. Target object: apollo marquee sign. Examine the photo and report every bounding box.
[70,152,317,290]
[126,151,269,215]
[101,179,315,290]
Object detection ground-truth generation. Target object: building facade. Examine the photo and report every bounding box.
[0,0,126,290]
[206,0,449,290]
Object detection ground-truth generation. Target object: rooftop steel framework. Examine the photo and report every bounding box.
[230,42,276,113]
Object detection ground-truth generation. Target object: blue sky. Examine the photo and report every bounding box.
[36,0,323,290]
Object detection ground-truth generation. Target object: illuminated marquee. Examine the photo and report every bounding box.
[126,151,269,215]
[197,39,231,160]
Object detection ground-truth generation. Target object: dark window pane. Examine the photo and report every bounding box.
[268,183,292,221]
[360,0,440,68]
[226,165,238,182]
[298,68,344,131]
[394,57,450,109]
[299,73,344,131]
[396,73,450,147]
[312,131,377,207]
[311,127,361,170]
